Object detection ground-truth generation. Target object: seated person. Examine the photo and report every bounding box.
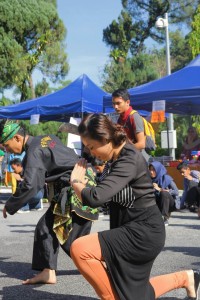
[10,158,44,213]
[149,161,179,226]
[177,161,200,216]
[181,126,200,160]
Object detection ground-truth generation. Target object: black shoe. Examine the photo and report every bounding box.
[189,206,197,213]
[189,270,200,300]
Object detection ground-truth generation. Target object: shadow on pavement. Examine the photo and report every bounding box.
[0,257,97,299]
[0,286,98,300]
[162,247,200,261]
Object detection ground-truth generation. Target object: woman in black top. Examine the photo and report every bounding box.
[70,113,200,300]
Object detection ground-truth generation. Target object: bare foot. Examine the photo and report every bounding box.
[186,270,196,298]
[22,268,57,285]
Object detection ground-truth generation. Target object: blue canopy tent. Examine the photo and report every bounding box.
[0,74,109,121]
[103,55,200,115]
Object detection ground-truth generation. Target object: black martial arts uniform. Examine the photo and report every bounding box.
[5,135,93,270]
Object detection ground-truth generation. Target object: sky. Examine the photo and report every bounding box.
[4,0,122,99]
[56,0,122,86]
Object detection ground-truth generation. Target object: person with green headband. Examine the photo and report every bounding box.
[0,119,98,285]
[0,121,21,144]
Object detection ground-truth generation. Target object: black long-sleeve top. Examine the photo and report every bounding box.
[81,143,156,209]
[5,135,79,215]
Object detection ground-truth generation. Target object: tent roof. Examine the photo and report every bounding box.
[0,74,108,121]
[103,55,200,115]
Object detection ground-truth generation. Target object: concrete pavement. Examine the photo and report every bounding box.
[0,192,199,300]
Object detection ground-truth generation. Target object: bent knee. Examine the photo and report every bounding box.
[70,238,81,259]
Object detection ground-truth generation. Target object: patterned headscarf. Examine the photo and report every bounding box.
[0,120,21,144]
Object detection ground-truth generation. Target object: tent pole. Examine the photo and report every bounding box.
[166,118,170,156]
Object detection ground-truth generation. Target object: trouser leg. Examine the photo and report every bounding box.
[32,205,59,271]
[150,271,189,298]
[186,186,200,207]
[157,191,175,219]
[70,233,119,300]
[29,189,44,209]
[32,207,92,271]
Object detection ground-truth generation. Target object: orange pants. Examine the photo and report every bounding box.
[70,233,189,300]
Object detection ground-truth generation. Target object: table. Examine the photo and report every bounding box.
[166,163,200,189]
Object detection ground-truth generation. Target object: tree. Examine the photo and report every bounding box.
[0,0,69,101]
[101,52,158,92]
[0,95,13,106]
[101,0,197,93]
[169,30,192,71]
[188,5,200,58]
[19,120,68,145]
[103,0,199,57]
[35,79,50,98]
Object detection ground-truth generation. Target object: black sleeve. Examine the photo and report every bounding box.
[5,166,46,215]
[5,146,47,215]
[81,149,141,208]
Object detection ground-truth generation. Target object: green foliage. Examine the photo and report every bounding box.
[188,5,200,58]
[103,10,136,60]
[103,0,199,58]
[35,79,50,97]
[0,0,69,100]
[0,95,13,106]
[169,31,192,71]
[101,52,159,92]
[19,120,68,145]
[101,59,135,92]
[102,0,196,93]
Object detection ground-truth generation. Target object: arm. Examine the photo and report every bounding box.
[12,173,23,181]
[72,149,150,208]
[131,113,146,150]
[4,167,46,216]
[183,139,200,150]
[167,180,179,197]
[134,131,146,150]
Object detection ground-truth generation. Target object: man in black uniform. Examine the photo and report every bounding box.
[0,120,97,284]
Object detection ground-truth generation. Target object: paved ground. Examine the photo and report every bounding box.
[0,188,199,300]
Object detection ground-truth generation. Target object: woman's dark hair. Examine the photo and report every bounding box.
[78,113,127,147]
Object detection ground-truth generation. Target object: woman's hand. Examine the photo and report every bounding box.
[153,183,161,192]
[70,158,88,186]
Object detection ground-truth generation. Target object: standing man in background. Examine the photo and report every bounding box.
[112,88,150,162]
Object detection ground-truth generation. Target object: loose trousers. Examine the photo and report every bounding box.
[32,204,92,271]
[156,191,175,219]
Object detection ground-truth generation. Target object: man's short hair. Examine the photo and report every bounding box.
[177,161,189,171]
[112,89,130,101]
[10,158,22,166]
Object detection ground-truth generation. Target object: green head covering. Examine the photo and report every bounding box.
[0,120,21,144]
